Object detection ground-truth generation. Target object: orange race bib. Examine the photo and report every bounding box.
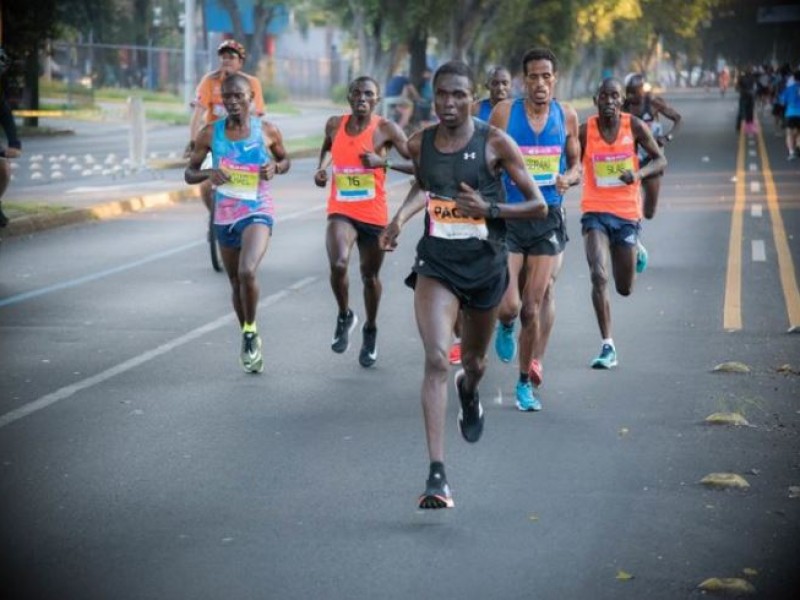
[426,193,488,240]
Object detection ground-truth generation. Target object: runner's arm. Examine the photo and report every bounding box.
[314,116,339,187]
[623,116,666,184]
[184,126,229,186]
[261,121,290,180]
[652,96,682,141]
[556,103,582,194]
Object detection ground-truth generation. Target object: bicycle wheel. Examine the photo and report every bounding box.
[208,211,223,273]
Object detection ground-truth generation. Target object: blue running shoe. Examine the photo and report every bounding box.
[494,321,517,363]
[636,241,648,274]
[591,344,618,369]
[515,381,542,412]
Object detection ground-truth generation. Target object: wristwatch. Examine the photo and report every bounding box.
[664,133,673,142]
[488,202,501,219]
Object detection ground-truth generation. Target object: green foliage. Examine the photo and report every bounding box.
[330,84,349,104]
[263,85,290,105]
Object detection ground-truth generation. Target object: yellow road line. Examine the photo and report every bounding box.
[12,110,67,118]
[755,118,800,332]
[723,126,745,331]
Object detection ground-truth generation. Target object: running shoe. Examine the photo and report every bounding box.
[515,381,542,412]
[418,471,454,509]
[455,369,484,443]
[636,241,648,274]
[240,332,264,373]
[528,359,543,388]
[494,321,516,363]
[590,344,618,369]
[358,325,378,368]
[331,310,358,353]
[448,341,462,365]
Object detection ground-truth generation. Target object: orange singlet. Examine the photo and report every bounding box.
[581,113,641,221]
[328,115,388,227]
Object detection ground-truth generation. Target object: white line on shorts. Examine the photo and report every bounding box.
[0,276,319,430]
[752,240,766,262]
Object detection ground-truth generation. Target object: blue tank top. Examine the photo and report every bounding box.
[502,99,567,206]
[210,117,273,225]
[476,98,493,122]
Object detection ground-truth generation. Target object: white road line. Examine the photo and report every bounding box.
[0,205,326,309]
[749,163,757,172]
[750,181,761,194]
[752,240,766,262]
[748,149,757,157]
[0,276,319,430]
[751,204,763,217]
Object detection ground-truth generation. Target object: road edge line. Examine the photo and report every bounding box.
[723,125,745,331]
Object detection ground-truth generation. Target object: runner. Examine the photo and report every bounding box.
[719,66,731,97]
[0,48,21,228]
[622,73,681,220]
[780,67,800,160]
[185,40,265,220]
[314,76,410,367]
[489,47,581,411]
[473,66,512,122]
[579,78,665,369]
[185,73,290,373]
[379,61,547,509]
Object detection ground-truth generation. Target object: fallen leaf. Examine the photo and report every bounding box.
[528,514,540,522]
[618,427,630,437]
[700,473,751,490]
[615,570,634,581]
[697,577,756,595]
[742,568,759,577]
[705,412,750,426]
[789,486,800,499]
[712,361,751,374]
[775,364,799,375]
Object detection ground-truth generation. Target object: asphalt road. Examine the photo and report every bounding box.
[1,90,799,599]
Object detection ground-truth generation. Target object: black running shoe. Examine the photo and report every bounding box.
[358,325,378,367]
[455,369,484,443]
[418,471,454,509]
[331,310,358,353]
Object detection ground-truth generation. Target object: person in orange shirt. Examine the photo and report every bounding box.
[314,76,411,367]
[186,40,265,216]
[578,78,665,369]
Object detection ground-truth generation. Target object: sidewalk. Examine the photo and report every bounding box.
[2,100,338,239]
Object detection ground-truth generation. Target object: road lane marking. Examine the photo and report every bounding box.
[0,206,327,309]
[755,119,800,332]
[748,149,757,157]
[752,240,766,262]
[748,163,757,172]
[0,276,319,430]
[723,127,745,331]
[751,204,763,218]
[750,181,761,194]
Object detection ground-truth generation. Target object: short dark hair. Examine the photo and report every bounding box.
[486,66,511,83]
[433,60,475,91]
[222,72,252,91]
[596,77,623,95]
[522,48,558,75]
[348,76,380,96]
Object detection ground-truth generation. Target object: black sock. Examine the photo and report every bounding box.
[519,372,530,384]
[429,461,446,480]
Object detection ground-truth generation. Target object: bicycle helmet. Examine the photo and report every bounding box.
[217,40,246,61]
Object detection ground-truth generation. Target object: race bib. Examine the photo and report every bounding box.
[334,168,376,201]
[592,152,634,188]
[520,145,561,187]
[217,157,259,201]
[427,194,488,240]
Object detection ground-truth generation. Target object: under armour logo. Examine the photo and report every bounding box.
[464,152,476,160]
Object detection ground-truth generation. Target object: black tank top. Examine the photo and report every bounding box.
[412,118,507,290]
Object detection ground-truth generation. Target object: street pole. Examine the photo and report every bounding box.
[183,0,196,110]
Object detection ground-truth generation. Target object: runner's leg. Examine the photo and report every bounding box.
[326,218,358,315]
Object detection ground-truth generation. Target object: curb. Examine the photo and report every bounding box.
[4,187,200,238]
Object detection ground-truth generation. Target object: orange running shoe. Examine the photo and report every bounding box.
[448,341,462,365]
[528,358,543,388]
